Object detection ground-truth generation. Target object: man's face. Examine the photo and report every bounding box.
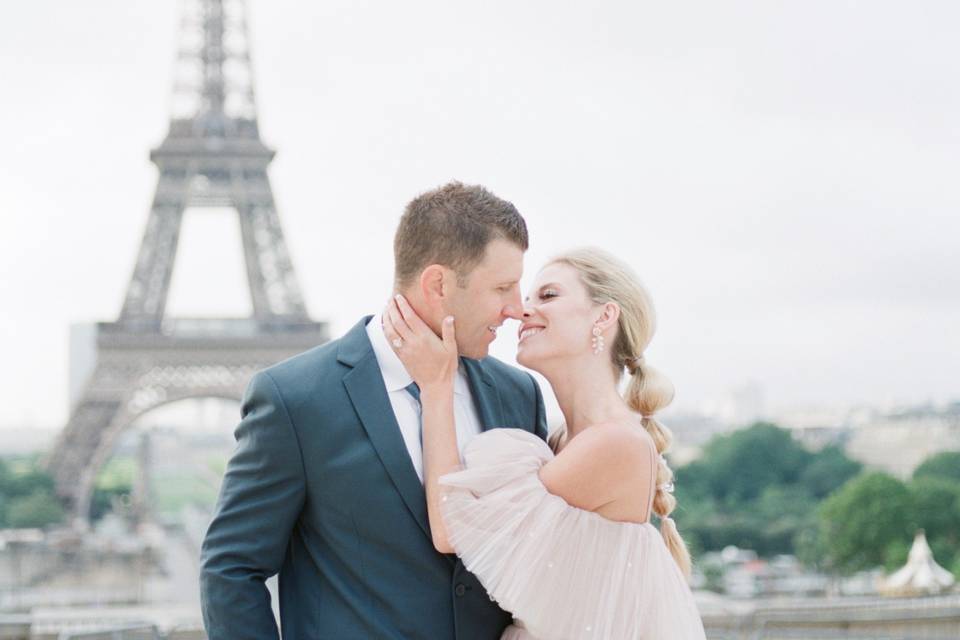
[443,238,524,359]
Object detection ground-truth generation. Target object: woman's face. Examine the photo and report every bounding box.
[516,262,599,370]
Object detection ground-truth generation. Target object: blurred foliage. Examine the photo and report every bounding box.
[906,476,960,574]
[90,456,135,522]
[674,423,860,559]
[813,467,960,576]
[206,455,228,477]
[883,537,911,572]
[0,456,65,529]
[676,430,960,578]
[89,485,131,522]
[817,472,913,573]
[913,451,960,483]
[153,470,219,516]
[96,456,137,491]
[675,422,960,579]
[799,445,863,499]
[93,452,225,522]
[7,490,65,528]
[1,448,226,527]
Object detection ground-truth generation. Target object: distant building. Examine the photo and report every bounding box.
[770,401,960,477]
[845,404,960,478]
[659,411,728,465]
[699,547,831,598]
[699,381,767,429]
[662,398,960,473]
[768,405,854,451]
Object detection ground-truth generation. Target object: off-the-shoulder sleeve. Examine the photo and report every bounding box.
[438,428,706,640]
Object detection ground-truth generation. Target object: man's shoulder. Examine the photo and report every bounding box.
[255,320,367,398]
[260,339,340,383]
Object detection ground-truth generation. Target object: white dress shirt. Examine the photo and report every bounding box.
[366,315,483,483]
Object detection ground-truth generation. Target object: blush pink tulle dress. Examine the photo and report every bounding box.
[438,428,708,640]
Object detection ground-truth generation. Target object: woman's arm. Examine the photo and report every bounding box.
[419,381,459,553]
[383,295,460,553]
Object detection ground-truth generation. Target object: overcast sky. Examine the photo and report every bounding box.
[2,0,959,430]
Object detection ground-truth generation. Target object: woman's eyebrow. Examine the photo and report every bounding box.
[524,283,561,302]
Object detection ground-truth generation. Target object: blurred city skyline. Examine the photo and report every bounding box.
[3,0,959,431]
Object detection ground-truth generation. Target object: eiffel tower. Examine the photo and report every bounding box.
[47,0,328,524]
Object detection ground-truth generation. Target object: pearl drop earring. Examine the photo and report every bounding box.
[591,325,605,355]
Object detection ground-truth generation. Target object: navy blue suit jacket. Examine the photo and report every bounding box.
[200,316,549,639]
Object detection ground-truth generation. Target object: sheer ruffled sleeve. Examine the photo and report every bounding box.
[438,428,706,640]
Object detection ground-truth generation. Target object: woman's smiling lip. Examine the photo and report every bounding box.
[518,324,545,342]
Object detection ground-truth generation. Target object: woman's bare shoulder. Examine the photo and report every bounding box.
[569,419,655,458]
[539,419,657,512]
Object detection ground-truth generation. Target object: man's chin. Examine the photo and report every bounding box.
[458,344,489,360]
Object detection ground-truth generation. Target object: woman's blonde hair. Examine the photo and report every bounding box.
[546,247,692,578]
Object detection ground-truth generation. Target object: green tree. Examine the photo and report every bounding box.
[913,451,960,483]
[883,538,911,572]
[0,459,64,528]
[89,456,135,521]
[929,537,958,576]
[906,476,960,570]
[753,485,817,553]
[908,477,960,542]
[799,445,862,498]
[674,459,713,503]
[3,469,55,498]
[794,520,828,569]
[697,423,813,502]
[818,472,912,573]
[90,486,132,522]
[6,490,65,528]
[673,423,858,560]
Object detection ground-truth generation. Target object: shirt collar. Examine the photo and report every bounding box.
[367,314,469,395]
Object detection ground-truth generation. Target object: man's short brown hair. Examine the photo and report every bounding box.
[394,182,529,289]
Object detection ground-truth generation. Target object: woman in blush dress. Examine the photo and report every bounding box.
[383,247,707,640]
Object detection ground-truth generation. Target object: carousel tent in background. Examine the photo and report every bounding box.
[880,530,956,597]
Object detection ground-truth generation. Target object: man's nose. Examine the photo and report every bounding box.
[502,291,524,320]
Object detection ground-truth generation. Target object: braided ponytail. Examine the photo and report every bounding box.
[625,358,691,578]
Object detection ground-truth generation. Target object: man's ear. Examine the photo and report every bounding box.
[419,264,449,305]
[595,302,620,332]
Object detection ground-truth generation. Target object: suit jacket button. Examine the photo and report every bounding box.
[455,584,467,597]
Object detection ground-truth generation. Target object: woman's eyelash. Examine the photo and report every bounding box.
[540,290,558,300]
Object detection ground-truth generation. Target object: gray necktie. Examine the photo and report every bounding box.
[405,382,422,445]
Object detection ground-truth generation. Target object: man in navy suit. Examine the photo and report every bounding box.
[200,182,549,639]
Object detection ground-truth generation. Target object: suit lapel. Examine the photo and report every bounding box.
[462,357,506,432]
[335,319,511,550]
[339,318,431,541]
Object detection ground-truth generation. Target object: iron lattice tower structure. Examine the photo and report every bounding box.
[47,0,327,523]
